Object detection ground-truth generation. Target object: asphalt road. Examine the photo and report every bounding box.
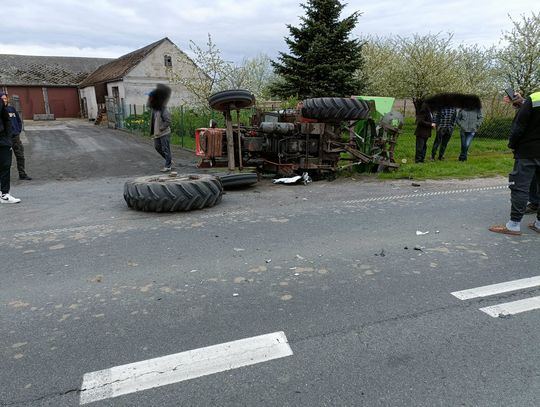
[1,120,539,407]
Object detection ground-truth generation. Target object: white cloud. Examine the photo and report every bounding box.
[0,0,538,61]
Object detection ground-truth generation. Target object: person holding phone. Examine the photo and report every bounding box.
[489,89,540,235]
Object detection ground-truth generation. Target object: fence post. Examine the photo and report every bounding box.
[180,105,184,148]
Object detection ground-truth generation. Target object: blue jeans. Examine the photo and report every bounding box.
[459,131,475,161]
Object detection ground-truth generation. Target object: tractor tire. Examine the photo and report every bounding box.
[124,174,223,212]
[301,97,370,121]
[217,173,258,189]
[208,89,255,112]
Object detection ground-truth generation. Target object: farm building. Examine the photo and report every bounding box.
[78,37,201,122]
[0,54,112,120]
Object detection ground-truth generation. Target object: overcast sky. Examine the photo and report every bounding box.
[1,1,538,63]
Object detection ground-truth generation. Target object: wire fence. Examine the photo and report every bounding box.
[111,94,516,148]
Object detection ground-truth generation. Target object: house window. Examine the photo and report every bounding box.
[164,55,172,67]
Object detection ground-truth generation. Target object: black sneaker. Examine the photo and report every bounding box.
[525,203,539,214]
[19,175,32,180]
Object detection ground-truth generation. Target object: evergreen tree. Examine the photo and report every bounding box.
[270,0,364,99]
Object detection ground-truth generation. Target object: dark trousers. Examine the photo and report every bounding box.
[415,137,428,163]
[0,146,12,195]
[530,174,539,205]
[154,134,172,167]
[12,134,27,177]
[431,127,453,159]
[509,159,540,221]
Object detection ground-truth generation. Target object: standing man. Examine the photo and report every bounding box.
[414,103,436,163]
[456,107,483,161]
[1,93,31,180]
[147,84,172,172]
[0,94,21,203]
[431,106,457,161]
[489,90,540,235]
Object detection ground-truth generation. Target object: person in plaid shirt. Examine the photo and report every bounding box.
[431,106,457,160]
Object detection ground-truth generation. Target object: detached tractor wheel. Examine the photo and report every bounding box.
[217,173,258,189]
[208,89,255,112]
[124,174,223,212]
[301,97,370,121]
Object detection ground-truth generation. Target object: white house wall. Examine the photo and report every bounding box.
[123,40,200,113]
[79,86,98,120]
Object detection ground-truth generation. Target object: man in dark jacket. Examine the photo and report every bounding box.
[489,91,540,235]
[0,95,21,203]
[1,93,31,180]
[414,103,436,163]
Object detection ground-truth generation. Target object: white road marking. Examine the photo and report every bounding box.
[451,276,540,300]
[79,331,293,405]
[480,296,540,318]
[342,185,506,205]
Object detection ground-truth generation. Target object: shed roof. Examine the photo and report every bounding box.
[78,38,171,88]
[0,54,113,87]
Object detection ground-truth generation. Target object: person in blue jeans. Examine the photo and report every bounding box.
[456,107,484,161]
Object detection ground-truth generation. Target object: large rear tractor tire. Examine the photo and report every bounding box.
[124,174,223,212]
[301,97,370,121]
[208,89,255,112]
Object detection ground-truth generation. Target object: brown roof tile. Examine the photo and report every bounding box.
[78,38,170,88]
[0,54,112,87]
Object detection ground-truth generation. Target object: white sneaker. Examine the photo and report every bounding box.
[160,166,172,172]
[0,193,21,204]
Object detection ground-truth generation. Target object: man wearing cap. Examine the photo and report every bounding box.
[1,93,31,180]
[0,93,21,203]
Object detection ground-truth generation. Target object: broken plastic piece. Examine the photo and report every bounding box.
[416,230,429,235]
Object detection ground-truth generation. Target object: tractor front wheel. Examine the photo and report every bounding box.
[301,97,370,121]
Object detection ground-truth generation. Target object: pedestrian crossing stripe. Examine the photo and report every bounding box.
[452,276,540,318]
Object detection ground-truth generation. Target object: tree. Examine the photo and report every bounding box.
[364,33,480,110]
[170,34,230,109]
[270,0,365,99]
[223,54,276,100]
[170,35,275,109]
[497,12,540,96]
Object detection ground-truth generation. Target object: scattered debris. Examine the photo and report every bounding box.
[232,293,239,297]
[273,172,312,185]
[374,249,386,257]
[414,246,424,252]
[295,254,305,260]
[411,182,421,187]
[233,248,245,252]
[266,259,272,263]
[416,230,429,236]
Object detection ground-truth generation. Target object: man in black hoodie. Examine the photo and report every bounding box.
[489,90,540,235]
[0,94,21,204]
[1,93,31,180]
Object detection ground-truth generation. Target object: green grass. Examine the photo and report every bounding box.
[126,112,513,180]
[377,118,513,180]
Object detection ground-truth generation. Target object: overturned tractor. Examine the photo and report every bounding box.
[196,90,403,176]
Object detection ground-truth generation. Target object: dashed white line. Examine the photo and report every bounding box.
[79,331,293,405]
[14,224,109,237]
[342,185,506,205]
[451,276,540,300]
